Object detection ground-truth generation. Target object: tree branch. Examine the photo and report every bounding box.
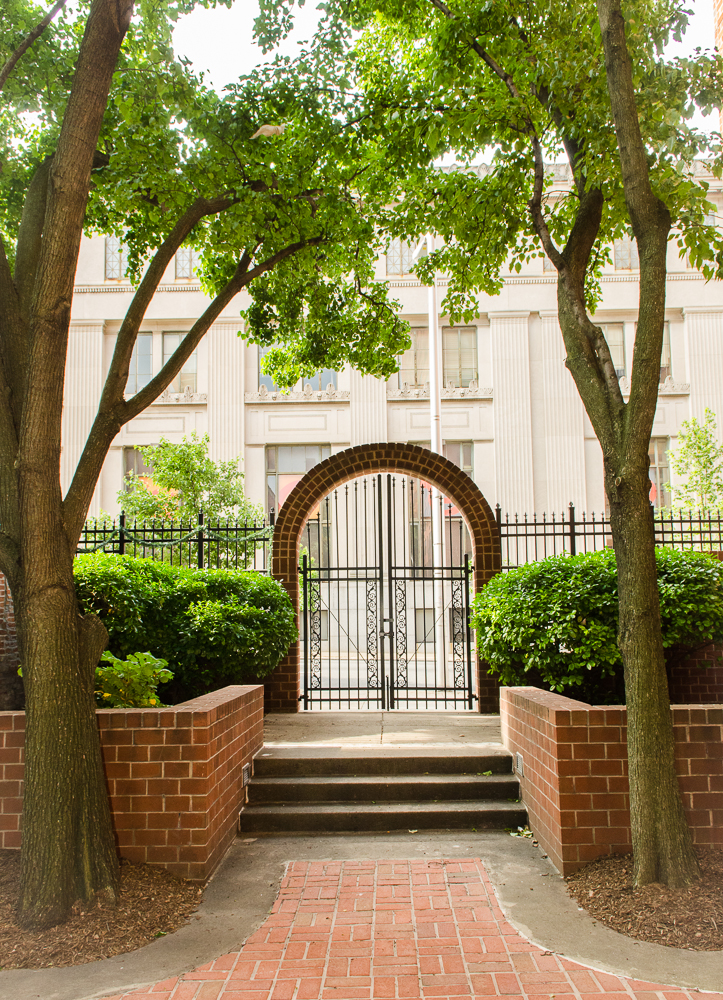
[0,0,69,91]
[62,235,324,542]
[97,195,235,414]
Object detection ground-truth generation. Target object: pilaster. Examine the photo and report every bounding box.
[683,309,723,422]
[349,371,387,446]
[207,322,244,463]
[490,312,534,514]
[61,323,104,515]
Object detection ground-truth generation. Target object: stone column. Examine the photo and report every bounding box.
[349,371,388,445]
[539,312,587,512]
[207,321,245,463]
[490,312,534,514]
[683,309,723,421]
[61,322,104,515]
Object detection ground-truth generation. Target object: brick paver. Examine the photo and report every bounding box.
[103,859,722,1000]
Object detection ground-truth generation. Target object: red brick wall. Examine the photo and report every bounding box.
[0,684,264,881]
[0,576,21,711]
[668,646,723,704]
[500,686,723,876]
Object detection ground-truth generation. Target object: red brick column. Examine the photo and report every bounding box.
[0,684,264,881]
[501,686,723,875]
[269,443,501,713]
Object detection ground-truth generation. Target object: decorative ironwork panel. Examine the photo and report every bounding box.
[308,580,322,691]
[394,580,408,688]
[451,579,466,689]
[366,581,380,689]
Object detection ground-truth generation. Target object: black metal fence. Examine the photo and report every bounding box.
[78,511,274,572]
[78,504,723,573]
[496,503,723,569]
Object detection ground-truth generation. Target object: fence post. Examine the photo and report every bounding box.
[118,512,126,556]
[569,502,576,556]
[197,509,204,569]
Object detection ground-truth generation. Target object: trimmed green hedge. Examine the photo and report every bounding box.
[74,554,297,703]
[471,548,723,704]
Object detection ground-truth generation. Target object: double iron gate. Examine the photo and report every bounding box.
[300,474,475,710]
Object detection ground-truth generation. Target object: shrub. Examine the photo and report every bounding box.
[74,554,297,702]
[95,651,173,708]
[471,548,723,704]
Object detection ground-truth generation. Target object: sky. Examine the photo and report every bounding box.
[173,0,717,106]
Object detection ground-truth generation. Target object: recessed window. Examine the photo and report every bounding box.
[660,322,672,382]
[443,441,473,476]
[105,236,129,280]
[123,446,153,489]
[614,237,639,270]
[602,324,626,378]
[398,328,429,387]
[443,326,478,388]
[126,333,152,395]
[266,445,331,512]
[543,255,556,272]
[163,333,197,393]
[175,247,199,279]
[649,438,670,508]
[258,345,336,391]
[386,238,416,276]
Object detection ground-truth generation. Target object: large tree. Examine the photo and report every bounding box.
[260,0,723,887]
[0,0,407,928]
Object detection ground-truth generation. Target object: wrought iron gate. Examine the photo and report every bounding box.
[300,474,475,710]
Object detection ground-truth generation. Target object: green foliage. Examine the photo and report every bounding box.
[95,651,173,708]
[666,408,723,512]
[471,548,723,704]
[74,554,297,702]
[119,432,261,522]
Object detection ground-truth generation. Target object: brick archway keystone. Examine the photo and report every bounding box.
[266,443,501,712]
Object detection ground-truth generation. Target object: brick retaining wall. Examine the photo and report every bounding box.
[0,684,264,881]
[668,646,723,704]
[500,686,723,876]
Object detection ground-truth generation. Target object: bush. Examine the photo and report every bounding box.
[470,548,723,704]
[74,554,297,702]
[95,651,173,708]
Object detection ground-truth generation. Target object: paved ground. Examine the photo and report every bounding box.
[4,712,722,999]
[262,712,503,747]
[101,857,723,1000]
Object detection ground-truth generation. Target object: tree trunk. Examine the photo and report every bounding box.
[14,553,117,930]
[608,467,700,887]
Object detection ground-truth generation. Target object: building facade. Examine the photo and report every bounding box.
[65,163,722,520]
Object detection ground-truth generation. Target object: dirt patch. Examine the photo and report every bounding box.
[0,850,202,969]
[567,847,723,951]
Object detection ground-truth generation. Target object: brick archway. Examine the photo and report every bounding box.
[266,443,501,712]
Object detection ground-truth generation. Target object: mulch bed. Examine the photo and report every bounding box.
[566,846,723,951]
[0,850,202,969]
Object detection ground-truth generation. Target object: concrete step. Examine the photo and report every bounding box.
[238,800,527,834]
[253,746,513,778]
[248,773,521,804]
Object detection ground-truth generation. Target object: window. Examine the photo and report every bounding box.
[126,333,152,395]
[444,441,473,476]
[163,332,197,393]
[660,322,672,382]
[105,236,129,280]
[386,238,416,276]
[614,237,639,270]
[443,326,478,388]
[602,324,626,378]
[258,345,336,391]
[543,255,556,272]
[123,446,153,486]
[398,328,429,387]
[649,438,670,508]
[175,247,199,279]
[266,445,331,512]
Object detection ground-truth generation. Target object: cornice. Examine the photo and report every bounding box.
[74,283,203,294]
[618,376,690,396]
[245,384,350,403]
[140,388,208,405]
[388,381,493,400]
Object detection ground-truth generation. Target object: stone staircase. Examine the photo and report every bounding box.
[238,746,526,834]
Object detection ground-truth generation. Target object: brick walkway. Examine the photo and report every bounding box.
[105,859,722,1000]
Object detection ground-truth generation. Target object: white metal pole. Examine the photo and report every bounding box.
[423,235,447,689]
